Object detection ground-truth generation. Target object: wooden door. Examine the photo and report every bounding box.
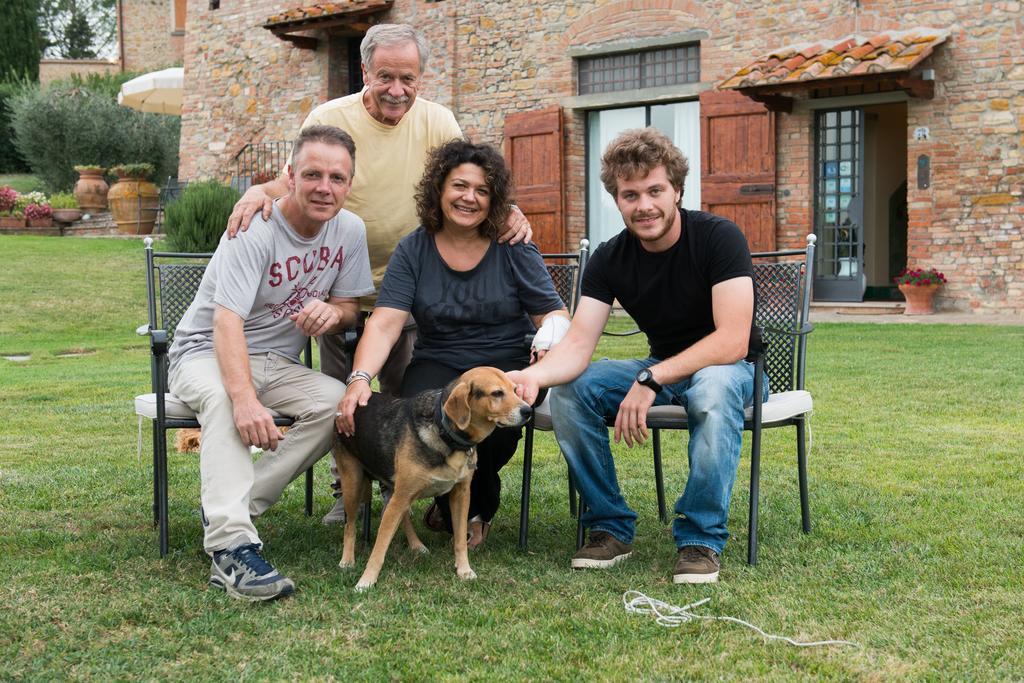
[700,90,776,252]
[504,107,564,254]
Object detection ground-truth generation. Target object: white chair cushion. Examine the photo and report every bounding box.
[647,390,812,425]
[134,393,284,420]
[530,390,811,432]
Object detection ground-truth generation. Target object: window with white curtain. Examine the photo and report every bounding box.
[586,101,701,248]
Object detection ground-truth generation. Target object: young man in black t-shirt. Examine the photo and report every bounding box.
[507,128,765,583]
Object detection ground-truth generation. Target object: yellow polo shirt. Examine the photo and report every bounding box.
[298,91,463,299]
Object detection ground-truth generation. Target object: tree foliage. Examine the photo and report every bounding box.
[10,83,180,192]
[0,79,33,172]
[63,9,98,59]
[0,0,45,83]
[40,0,116,60]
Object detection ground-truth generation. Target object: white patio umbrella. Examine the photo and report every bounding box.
[117,67,184,115]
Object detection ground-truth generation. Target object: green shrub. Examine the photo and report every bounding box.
[111,162,155,179]
[49,191,77,209]
[163,180,240,253]
[10,83,179,193]
[54,71,143,99]
[0,79,33,173]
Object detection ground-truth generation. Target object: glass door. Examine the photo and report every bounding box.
[813,108,865,301]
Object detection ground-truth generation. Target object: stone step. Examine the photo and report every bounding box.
[810,300,905,315]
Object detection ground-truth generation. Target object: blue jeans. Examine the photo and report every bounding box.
[549,358,765,554]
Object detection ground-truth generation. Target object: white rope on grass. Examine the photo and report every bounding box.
[622,591,860,648]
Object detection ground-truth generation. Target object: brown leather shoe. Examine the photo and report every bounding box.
[571,531,633,569]
[673,545,720,583]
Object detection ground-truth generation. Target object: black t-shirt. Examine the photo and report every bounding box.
[582,209,756,360]
[377,227,565,368]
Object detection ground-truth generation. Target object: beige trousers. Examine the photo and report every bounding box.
[169,353,345,554]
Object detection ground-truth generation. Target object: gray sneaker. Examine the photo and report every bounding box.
[673,545,720,584]
[571,531,633,569]
[209,543,295,601]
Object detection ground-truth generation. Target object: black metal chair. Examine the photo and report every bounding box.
[571,234,817,565]
[133,237,315,557]
[517,239,590,550]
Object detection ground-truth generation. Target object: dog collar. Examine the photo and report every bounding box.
[434,391,477,452]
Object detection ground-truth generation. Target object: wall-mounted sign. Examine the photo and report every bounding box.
[917,154,930,189]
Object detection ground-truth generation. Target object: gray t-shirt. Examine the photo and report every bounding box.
[376,227,564,369]
[169,202,374,372]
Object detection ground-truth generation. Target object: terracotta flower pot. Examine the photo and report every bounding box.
[52,208,83,223]
[74,168,110,211]
[898,283,939,315]
[108,176,160,235]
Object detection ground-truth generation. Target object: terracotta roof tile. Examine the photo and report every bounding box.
[265,0,392,27]
[719,27,949,90]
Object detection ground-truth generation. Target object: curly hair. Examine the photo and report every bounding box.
[599,127,689,200]
[414,139,513,239]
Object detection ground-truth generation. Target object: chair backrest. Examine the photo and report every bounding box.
[144,241,213,393]
[541,239,590,314]
[750,235,816,393]
[143,239,315,394]
[145,246,213,345]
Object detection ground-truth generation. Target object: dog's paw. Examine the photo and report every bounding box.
[410,542,429,556]
[338,557,355,569]
[457,567,477,581]
[354,578,376,592]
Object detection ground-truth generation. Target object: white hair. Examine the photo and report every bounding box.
[360,24,428,73]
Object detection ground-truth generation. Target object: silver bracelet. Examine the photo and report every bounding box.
[345,370,372,386]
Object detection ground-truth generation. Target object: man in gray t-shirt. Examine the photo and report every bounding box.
[168,126,374,601]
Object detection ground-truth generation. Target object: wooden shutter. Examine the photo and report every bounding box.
[700,90,776,252]
[504,107,564,254]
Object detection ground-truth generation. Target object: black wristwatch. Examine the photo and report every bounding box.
[635,368,662,393]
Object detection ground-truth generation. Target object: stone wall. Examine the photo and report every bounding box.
[179,0,1024,313]
[121,0,184,72]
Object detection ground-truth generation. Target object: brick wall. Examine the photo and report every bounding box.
[38,59,120,86]
[121,0,184,72]
[179,0,1024,313]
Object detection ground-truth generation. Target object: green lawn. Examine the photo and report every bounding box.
[1,235,1023,680]
[0,173,46,194]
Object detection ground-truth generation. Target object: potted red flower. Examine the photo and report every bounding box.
[25,202,54,228]
[0,186,24,228]
[894,267,947,315]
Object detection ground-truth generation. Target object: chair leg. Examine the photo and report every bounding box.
[797,418,811,533]
[156,426,169,558]
[519,424,534,550]
[575,494,586,550]
[304,467,313,516]
[747,424,762,566]
[151,423,161,526]
[567,464,577,518]
[653,429,667,523]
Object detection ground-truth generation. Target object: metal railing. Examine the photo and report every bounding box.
[232,140,292,194]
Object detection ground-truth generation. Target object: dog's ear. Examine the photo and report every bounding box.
[444,381,473,431]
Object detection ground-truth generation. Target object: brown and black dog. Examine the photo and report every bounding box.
[334,366,532,591]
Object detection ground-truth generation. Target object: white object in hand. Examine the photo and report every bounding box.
[532,315,571,351]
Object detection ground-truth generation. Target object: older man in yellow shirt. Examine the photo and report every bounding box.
[227,23,530,524]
